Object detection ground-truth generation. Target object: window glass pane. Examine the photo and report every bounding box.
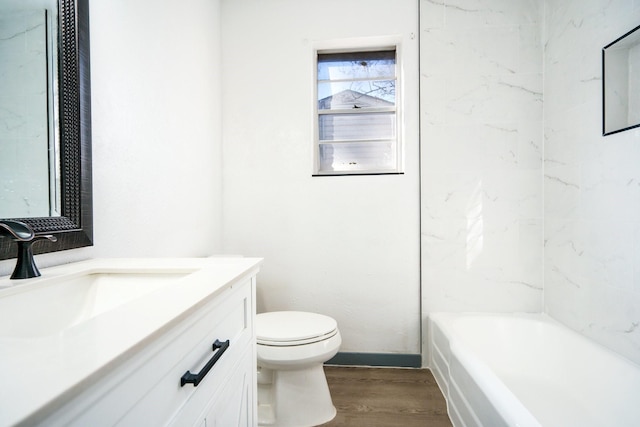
[319,141,396,172]
[318,50,395,80]
[318,80,395,109]
[315,48,399,175]
[319,112,396,141]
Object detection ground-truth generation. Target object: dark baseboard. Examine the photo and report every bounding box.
[326,352,422,368]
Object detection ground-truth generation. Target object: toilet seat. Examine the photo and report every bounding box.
[257,311,338,346]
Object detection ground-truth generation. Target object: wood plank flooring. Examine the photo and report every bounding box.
[319,366,452,427]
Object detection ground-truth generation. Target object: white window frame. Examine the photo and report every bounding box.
[313,40,403,176]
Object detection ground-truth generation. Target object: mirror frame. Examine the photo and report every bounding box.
[602,23,640,136]
[0,0,92,260]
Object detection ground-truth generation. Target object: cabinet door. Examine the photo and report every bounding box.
[203,349,253,427]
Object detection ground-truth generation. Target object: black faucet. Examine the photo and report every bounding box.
[0,220,57,280]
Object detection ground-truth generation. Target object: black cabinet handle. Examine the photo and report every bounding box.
[181,339,230,387]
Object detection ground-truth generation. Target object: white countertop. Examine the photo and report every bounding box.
[0,257,262,427]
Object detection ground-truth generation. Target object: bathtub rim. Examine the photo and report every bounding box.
[428,311,640,427]
[430,311,640,371]
[430,312,545,427]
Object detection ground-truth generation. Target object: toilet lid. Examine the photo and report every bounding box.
[256,311,337,345]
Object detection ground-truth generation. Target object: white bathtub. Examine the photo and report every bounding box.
[429,313,640,427]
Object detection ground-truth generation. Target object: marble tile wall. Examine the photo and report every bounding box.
[420,0,640,364]
[420,0,544,314]
[544,0,640,364]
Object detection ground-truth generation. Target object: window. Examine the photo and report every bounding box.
[315,48,400,175]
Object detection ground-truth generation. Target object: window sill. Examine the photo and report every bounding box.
[312,172,404,177]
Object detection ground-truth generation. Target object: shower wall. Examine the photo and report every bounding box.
[421,0,640,365]
[544,0,640,365]
[419,0,544,325]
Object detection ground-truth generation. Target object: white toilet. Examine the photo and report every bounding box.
[256,311,341,427]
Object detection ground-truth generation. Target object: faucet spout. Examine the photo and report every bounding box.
[0,219,35,241]
[0,220,57,280]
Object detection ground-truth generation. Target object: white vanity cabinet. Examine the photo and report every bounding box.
[12,259,261,427]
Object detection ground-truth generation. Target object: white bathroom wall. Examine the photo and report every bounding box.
[88,0,223,258]
[220,0,422,356]
[544,0,640,364]
[420,0,544,326]
[0,0,224,277]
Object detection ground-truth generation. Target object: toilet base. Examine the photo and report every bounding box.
[257,364,336,427]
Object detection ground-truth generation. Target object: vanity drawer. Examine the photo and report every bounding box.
[47,278,254,427]
[117,279,254,426]
[169,343,255,427]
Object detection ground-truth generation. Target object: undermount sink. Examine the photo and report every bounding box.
[0,267,198,338]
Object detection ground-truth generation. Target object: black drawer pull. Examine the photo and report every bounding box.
[181,339,230,387]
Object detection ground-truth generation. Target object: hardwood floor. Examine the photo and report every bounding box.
[320,366,452,427]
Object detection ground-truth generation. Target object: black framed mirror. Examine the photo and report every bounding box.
[603,23,640,136]
[0,0,92,260]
